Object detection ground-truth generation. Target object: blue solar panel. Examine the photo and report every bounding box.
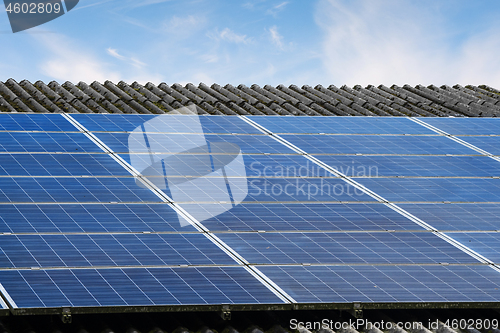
[72,114,262,134]
[119,154,329,178]
[218,232,477,264]
[0,267,283,308]
[281,134,478,155]
[399,204,500,231]
[315,155,500,177]
[0,204,196,233]
[0,177,162,203]
[0,114,77,132]
[420,118,500,135]
[96,133,296,154]
[0,233,236,268]
[0,154,129,176]
[0,132,103,153]
[180,203,422,231]
[457,136,500,155]
[258,265,500,303]
[355,178,500,202]
[250,116,436,135]
[164,177,375,203]
[445,232,500,263]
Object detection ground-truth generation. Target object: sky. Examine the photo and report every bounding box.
[1,0,500,87]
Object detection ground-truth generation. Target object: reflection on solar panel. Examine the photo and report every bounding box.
[1,113,500,315]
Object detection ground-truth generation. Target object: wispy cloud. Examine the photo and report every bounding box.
[267,1,289,16]
[162,15,207,38]
[268,25,290,50]
[208,28,251,44]
[106,48,126,61]
[316,0,500,86]
[106,48,147,69]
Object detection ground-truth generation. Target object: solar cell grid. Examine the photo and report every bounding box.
[315,155,500,177]
[456,136,500,155]
[0,132,103,153]
[0,154,129,176]
[419,118,500,136]
[250,116,437,135]
[444,232,500,263]
[72,114,263,134]
[0,177,162,203]
[0,114,77,132]
[399,204,500,231]
[281,134,479,155]
[179,203,424,231]
[355,178,500,202]
[217,231,478,264]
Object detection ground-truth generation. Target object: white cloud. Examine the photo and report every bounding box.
[315,0,500,87]
[208,28,251,44]
[268,25,284,50]
[36,34,121,83]
[266,1,289,16]
[107,48,147,69]
[106,48,126,60]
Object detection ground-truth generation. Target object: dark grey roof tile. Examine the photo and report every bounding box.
[268,101,291,115]
[281,102,307,116]
[77,81,106,103]
[240,101,267,115]
[214,101,236,115]
[118,81,148,104]
[20,80,63,113]
[186,83,218,104]
[296,102,323,116]
[131,82,161,103]
[92,81,122,103]
[198,83,230,103]
[211,84,244,104]
[225,84,259,105]
[172,83,204,104]
[238,84,272,104]
[278,85,314,105]
[252,84,286,105]
[145,82,177,104]
[265,85,300,105]
[159,83,191,104]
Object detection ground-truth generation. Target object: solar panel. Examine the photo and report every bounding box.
[258,265,500,303]
[419,117,500,135]
[0,154,130,176]
[355,178,500,202]
[399,203,500,231]
[281,134,478,155]
[0,177,162,203]
[72,114,263,134]
[456,136,500,155]
[217,231,478,264]
[0,132,103,153]
[0,113,77,132]
[251,116,437,134]
[315,155,500,177]
[180,202,425,231]
[1,113,500,312]
[0,267,283,309]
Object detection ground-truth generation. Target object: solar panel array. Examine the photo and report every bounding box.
[1,114,500,314]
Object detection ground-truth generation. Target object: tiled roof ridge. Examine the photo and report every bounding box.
[1,79,500,117]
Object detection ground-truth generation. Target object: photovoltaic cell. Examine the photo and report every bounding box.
[457,136,500,156]
[0,154,130,176]
[399,204,500,231]
[258,265,500,303]
[281,134,478,155]
[315,155,500,177]
[96,133,296,154]
[0,204,195,233]
[0,233,236,268]
[180,203,423,231]
[0,114,77,132]
[0,177,162,203]
[420,118,500,136]
[72,114,262,134]
[0,267,283,308]
[251,116,436,135]
[355,178,500,202]
[444,232,500,263]
[0,132,103,153]
[217,232,477,264]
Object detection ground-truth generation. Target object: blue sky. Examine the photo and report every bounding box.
[1,0,500,87]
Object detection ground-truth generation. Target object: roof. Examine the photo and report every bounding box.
[0,79,500,116]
